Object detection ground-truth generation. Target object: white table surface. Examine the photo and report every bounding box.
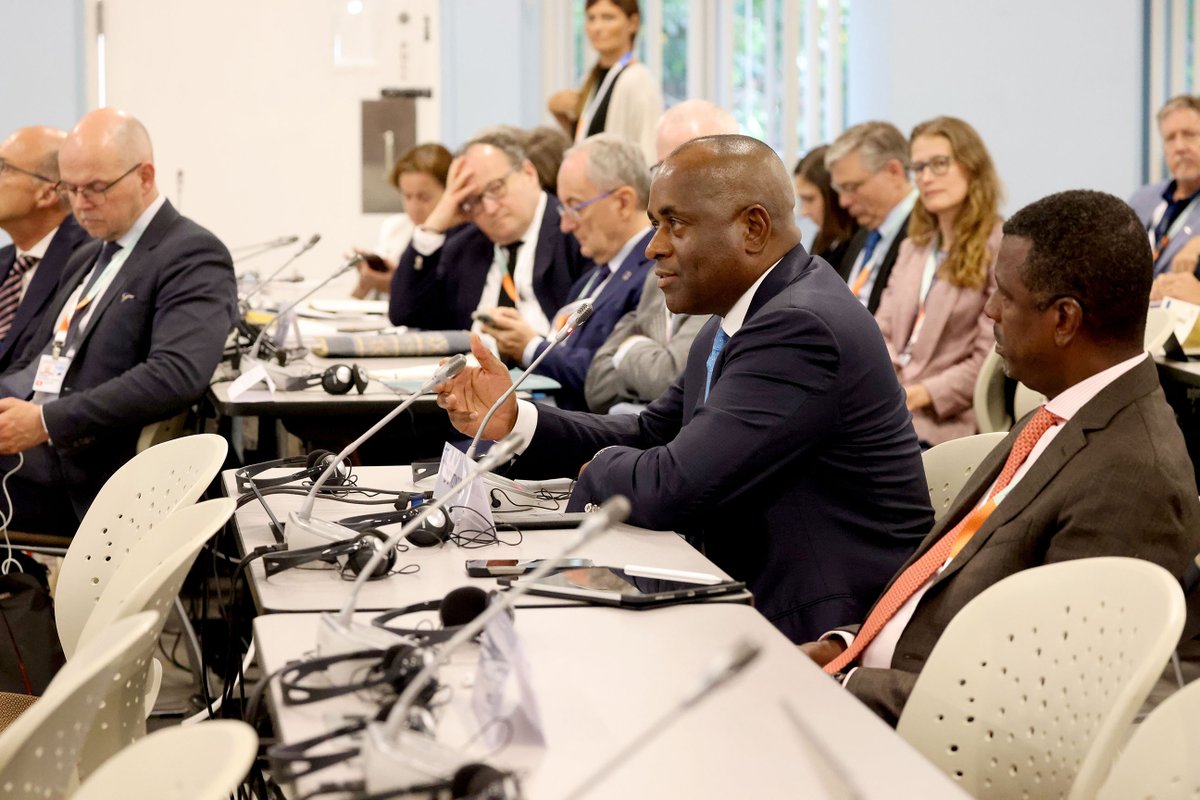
[224,466,739,613]
[254,605,967,800]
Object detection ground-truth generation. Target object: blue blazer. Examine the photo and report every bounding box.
[0,216,91,365]
[388,195,591,330]
[1129,179,1200,275]
[529,229,653,409]
[510,242,933,643]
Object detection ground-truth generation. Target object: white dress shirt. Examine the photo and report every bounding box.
[14,226,58,300]
[845,189,918,306]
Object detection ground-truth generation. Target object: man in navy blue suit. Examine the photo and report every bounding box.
[0,127,91,365]
[388,129,589,334]
[480,134,653,409]
[436,135,933,643]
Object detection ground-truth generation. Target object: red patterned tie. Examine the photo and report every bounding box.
[825,406,1064,675]
[0,254,37,343]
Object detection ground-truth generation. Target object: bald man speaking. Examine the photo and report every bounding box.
[0,108,236,533]
[438,135,933,642]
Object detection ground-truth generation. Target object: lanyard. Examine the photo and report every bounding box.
[52,251,125,357]
[1148,195,1200,262]
[575,51,634,141]
[898,242,942,365]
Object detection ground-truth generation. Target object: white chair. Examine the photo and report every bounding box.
[72,499,235,779]
[973,350,1011,433]
[896,557,1185,800]
[55,432,228,656]
[1097,675,1200,799]
[0,612,159,800]
[71,720,258,800]
[922,432,1007,524]
[1013,383,1047,422]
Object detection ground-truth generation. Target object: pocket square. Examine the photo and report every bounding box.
[120,292,136,302]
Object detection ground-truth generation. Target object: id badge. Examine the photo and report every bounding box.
[32,354,70,395]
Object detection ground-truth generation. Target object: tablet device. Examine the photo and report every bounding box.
[497,567,746,608]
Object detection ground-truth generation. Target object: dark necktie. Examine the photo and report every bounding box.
[497,241,522,308]
[850,230,883,298]
[0,254,38,343]
[66,242,122,344]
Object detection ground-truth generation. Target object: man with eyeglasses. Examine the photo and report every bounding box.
[584,99,736,414]
[0,108,236,534]
[475,134,654,409]
[0,127,91,366]
[388,129,589,335]
[826,121,918,314]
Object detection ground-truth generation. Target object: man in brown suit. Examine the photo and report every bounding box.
[801,189,1200,726]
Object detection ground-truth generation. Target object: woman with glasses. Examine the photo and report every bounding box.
[547,0,662,166]
[793,145,861,272]
[351,143,452,299]
[873,116,1003,446]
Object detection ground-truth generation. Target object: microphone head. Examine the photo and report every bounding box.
[439,585,490,628]
[433,354,468,383]
[306,233,322,246]
[594,495,631,526]
[553,301,594,343]
[280,234,300,246]
[477,433,525,469]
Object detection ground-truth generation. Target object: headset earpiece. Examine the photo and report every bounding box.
[235,450,353,492]
[305,449,350,487]
[344,529,395,579]
[370,584,492,643]
[404,507,454,547]
[320,363,370,395]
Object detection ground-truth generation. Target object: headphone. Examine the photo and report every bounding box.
[284,363,369,395]
[370,585,498,644]
[337,505,455,548]
[365,763,520,800]
[261,530,396,579]
[234,449,352,492]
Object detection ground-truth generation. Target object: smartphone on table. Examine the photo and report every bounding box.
[465,557,594,577]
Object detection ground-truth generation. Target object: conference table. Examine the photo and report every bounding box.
[227,466,968,798]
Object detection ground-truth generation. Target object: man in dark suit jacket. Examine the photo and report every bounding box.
[388,129,589,333]
[0,109,236,533]
[481,134,653,409]
[0,127,92,363]
[436,136,934,644]
[825,121,918,314]
[801,190,1200,726]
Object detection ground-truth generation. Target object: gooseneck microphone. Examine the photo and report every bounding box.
[377,495,630,744]
[247,250,362,362]
[561,638,763,800]
[464,301,594,460]
[240,233,321,303]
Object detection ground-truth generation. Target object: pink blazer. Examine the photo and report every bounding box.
[874,221,1002,445]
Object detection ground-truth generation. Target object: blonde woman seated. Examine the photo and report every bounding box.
[874,116,1003,446]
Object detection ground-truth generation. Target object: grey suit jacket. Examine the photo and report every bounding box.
[1129,179,1200,275]
[845,357,1200,725]
[583,269,709,412]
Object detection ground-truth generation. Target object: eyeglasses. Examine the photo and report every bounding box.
[0,158,55,184]
[459,166,520,216]
[911,155,954,178]
[831,169,882,197]
[557,189,616,222]
[55,163,143,205]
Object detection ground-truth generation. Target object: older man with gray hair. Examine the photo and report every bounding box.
[825,121,917,313]
[482,133,655,409]
[585,99,737,413]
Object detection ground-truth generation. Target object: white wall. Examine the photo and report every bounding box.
[846,0,1144,214]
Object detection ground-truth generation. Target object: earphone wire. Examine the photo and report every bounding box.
[1,452,27,575]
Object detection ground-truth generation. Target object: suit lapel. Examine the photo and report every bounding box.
[71,201,178,355]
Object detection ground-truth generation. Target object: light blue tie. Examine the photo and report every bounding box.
[704,328,730,401]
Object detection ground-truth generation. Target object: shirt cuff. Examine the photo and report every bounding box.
[39,406,52,445]
[411,226,446,256]
[510,400,539,456]
[820,630,855,648]
[612,334,653,370]
[521,336,546,368]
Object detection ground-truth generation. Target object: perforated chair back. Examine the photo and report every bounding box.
[0,612,158,800]
[1097,675,1200,799]
[922,432,1007,524]
[55,433,227,657]
[72,499,235,779]
[72,720,257,800]
[896,557,1185,800]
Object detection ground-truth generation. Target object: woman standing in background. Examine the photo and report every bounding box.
[547,0,662,165]
[873,116,1003,446]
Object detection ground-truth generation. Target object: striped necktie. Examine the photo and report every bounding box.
[824,406,1064,675]
[0,254,38,343]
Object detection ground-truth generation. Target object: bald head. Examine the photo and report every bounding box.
[0,126,71,247]
[654,100,739,162]
[59,108,158,241]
